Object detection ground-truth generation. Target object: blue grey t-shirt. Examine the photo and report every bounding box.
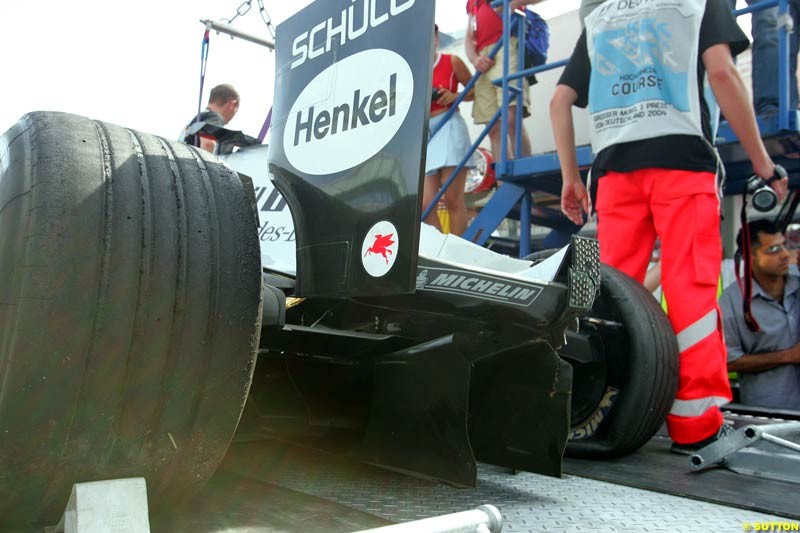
[719,273,800,410]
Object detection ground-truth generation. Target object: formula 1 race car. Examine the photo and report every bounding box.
[0,0,677,525]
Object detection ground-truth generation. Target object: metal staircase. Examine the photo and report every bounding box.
[429,0,800,257]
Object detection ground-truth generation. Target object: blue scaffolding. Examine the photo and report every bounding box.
[424,0,800,257]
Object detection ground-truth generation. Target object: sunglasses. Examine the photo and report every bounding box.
[760,243,789,255]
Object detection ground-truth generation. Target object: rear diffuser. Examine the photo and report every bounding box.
[359,333,571,485]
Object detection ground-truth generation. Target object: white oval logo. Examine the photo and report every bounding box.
[284,49,414,175]
[361,221,399,278]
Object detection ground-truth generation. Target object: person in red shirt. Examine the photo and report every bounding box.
[465,0,544,161]
[424,24,475,236]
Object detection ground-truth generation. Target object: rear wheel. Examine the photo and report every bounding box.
[0,112,262,523]
[526,250,678,458]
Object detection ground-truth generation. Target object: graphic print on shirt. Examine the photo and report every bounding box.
[585,0,705,152]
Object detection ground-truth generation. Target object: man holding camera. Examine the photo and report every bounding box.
[720,220,800,411]
[550,0,789,454]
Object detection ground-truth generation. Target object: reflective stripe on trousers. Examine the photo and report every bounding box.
[670,309,729,417]
[670,395,730,418]
[676,308,718,354]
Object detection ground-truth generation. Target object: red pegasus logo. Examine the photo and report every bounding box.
[364,233,395,264]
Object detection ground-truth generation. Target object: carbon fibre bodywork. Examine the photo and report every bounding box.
[233,231,599,485]
[223,0,601,485]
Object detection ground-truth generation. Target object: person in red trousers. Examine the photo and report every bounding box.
[550,0,788,454]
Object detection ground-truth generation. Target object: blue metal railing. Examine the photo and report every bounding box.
[420,37,504,222]
[421,4,528,222]
[421,25,510,221]
[733,0,792,131]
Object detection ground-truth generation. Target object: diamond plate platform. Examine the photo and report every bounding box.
[218,440,797,533]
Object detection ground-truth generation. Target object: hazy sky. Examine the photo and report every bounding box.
[0,0,583,141]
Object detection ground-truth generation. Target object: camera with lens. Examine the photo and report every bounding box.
[746,164,787,212]
[747,175,777,212]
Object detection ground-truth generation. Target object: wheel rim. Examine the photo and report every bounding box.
[561,289,629,433]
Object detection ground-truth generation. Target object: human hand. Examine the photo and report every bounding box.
[769,164,790,202]
[561,178,590,226]
[754,162,789,201]
[473,55,494,73]
[436,88,458,107]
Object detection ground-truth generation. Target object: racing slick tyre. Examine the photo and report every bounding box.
[0,112,262,524]
[526,250,678,458]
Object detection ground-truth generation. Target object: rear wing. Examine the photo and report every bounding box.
[268,0,435,297]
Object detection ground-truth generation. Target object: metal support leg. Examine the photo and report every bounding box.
[353,504,503,533]
[690,422,800,484]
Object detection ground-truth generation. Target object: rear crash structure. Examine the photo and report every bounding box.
[245,229,601,487]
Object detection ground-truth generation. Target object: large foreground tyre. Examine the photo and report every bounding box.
[0,112,262,524]
[526,250,678,458]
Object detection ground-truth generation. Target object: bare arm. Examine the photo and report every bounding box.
[465,15,494,73]
[728,343,800,373]
[465,16,479,67]
[550,84,589,225]
[450,55,474,103]
[704,43,787,198]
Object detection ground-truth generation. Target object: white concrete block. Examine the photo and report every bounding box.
[46,477,150,533]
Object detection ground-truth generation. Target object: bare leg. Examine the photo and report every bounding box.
[487,121,506,163]
[440,166,468,236]
[487,106,532,162]
[422,172,443,230]
[507,106,532,157]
